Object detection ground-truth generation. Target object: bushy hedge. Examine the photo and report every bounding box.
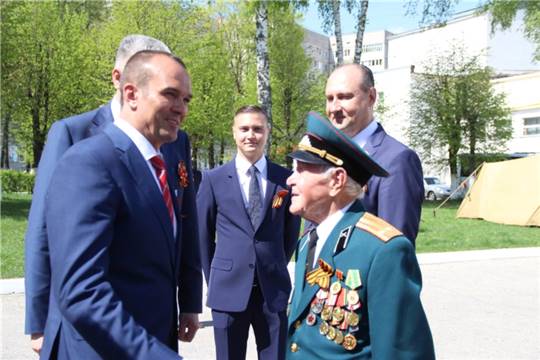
[1,170,35,193]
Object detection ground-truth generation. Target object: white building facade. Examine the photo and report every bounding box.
[304,8,540,183]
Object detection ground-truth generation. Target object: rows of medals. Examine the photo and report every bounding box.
[305,267,362,351]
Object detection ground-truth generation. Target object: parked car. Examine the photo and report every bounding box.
[423,177,452,201]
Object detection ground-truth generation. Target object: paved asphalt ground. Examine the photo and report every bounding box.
[1,247,539,360]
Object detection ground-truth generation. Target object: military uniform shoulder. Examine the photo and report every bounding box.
[355,212,402,243]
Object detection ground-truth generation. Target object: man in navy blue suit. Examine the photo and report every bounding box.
[43,51,201,359]
[24,35,173,353]
[197,105,301,360]
[325,64,424,244]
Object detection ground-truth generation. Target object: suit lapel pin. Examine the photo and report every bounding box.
[272,189,289,208]
[178,161,189,188]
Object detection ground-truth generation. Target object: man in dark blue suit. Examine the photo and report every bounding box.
[325,64,424,244]
[24,35,172,353]
[197,105,301,360]
[42,51,201,359]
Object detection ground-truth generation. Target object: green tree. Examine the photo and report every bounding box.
[1,1,107,167]
[408,46,512,186]
[268,6,326,167]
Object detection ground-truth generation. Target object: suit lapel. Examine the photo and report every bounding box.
[288,233,310,327]
[363,123,385,158]
[288,201,365,327]
[103,124,176,267]
[257,160,278,231]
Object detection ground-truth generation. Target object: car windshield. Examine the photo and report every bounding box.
[425,177,441,185]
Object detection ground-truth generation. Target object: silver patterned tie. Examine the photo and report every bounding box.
[248,165,262,228]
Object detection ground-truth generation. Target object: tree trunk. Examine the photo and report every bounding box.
[192,146,199,171]
[219,137,225,166]
[353,1,369,64]
[332,0,344,65]
[30,91,42,169]
[208,140,215,169]
[255,0,273,154]
[1,113,10,169]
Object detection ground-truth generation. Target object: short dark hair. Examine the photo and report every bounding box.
[120,50,186,103]
[234,105,268,120]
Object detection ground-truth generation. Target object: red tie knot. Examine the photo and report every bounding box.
[150,155,166,171]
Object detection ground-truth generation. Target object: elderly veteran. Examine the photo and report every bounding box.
[285,112,435,359]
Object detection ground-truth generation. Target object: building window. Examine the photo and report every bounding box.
[362,43,383,53]
[344,49,351,57]
[523,117,540,135]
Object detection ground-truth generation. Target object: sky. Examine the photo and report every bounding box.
[299,0,486,35]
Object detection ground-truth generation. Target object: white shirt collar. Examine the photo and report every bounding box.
[316,201,354,244]
[311,201,354,266]
[351,119,378,148]
[235,154,267,177]
[114,117,160,161]
[111,97,121,123]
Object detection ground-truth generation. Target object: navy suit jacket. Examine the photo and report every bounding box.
[42,124,202,359]
[197,159,301,313]
[362,124,424,243]
[25,104,112,334]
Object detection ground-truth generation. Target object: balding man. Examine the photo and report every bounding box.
[24,34,172,354]
[285,112,434,359]
[42,51,201,359]
[325,64,424,243]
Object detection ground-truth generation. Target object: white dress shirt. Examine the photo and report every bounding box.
[310,201,354,268]
[351,118,378,150]
[111,97,121,123]
[235,155,268,209]
[114,118,177,236]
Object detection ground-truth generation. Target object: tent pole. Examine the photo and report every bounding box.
[432,162,485,217]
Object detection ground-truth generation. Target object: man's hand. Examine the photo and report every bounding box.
[30,333,44,354]
[178,313,199,342]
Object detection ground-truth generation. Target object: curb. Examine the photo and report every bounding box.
[3,247,538,295]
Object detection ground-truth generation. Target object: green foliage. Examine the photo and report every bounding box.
[1,0,326,170]
[268,6,325,166]
[408,44,512,180]
[0,170,35,194]
[1,1,109,167]
[485,0,540,61]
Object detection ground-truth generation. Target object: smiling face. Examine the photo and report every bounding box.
[122,54,192,149]
[286,161,333,224]
[325,65,376,137]
[232,111,269,163]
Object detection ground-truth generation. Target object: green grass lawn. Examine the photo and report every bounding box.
[417,200,540,252]
[1,193,31,278]
[1,195,539,278]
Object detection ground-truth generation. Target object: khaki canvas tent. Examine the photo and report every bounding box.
[457,155,540,226]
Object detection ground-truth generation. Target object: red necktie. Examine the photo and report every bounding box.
[150,155,175,224]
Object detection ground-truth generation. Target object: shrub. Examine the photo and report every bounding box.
[0,170,35,194]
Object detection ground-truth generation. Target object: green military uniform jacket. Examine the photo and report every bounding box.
[287,200,435,359]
